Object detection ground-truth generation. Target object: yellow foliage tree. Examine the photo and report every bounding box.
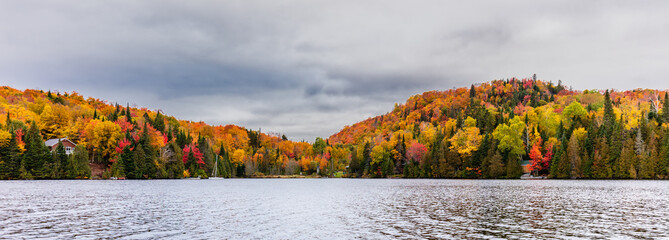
[231,149,246,166]
[0,129,11,147]
[449,117,483,156]
[82,119,121,164]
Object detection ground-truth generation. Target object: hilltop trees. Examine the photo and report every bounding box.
[327,78,669,179]
[3,78,669,180]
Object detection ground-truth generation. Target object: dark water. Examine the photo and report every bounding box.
[1,179,668,239]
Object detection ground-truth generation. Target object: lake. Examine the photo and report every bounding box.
[1,179,668,239]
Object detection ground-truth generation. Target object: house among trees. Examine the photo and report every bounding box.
[45,138,76,155]
[521,159,532,174]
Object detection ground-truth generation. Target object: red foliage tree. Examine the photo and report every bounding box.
[529,140,543,172]
[529,139,553,173]
[406,142,427,163]
[115,138,132,154]
[182,144,205,166]
[14,128,24,146]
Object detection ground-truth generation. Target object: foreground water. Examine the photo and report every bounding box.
[1,179,668,239]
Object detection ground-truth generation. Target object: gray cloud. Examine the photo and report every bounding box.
[2,0,669,141]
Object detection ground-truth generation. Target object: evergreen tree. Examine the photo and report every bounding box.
[69,147,91,179]
[23,121,50,179]
[394,136,407,174]
[153,111,165,133]
[52,142,69,179]
[133,144,148,179]
[663,92,669,124]
[614,138,636,179]
[0,132,22,179]
[567,134,583,178]
[485,151,505,179]
[556,149,570,179]
[349,146,361,177]
[591,138,612,179]
[505,154,522,178]
[126,103,132,122]
[363,141,371,176]
[119,146,135,178]
[604,90,616,130]
[659,133,669,179]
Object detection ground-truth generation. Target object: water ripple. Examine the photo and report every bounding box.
[1,179,669,239]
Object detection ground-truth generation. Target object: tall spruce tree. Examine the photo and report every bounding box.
[604,90,616,130]
[23,121,50,179]
[663,93,669,124]
[126,103,132,122]
[52,142,69,179]
[0,132,22,179]
[153,111,165,133]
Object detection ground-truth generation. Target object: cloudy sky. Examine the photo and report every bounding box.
[1,1,669,141]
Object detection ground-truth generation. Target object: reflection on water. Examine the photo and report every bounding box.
[1,179,668,239]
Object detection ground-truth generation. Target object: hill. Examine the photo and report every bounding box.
[328,77,669,179]
[2,77,669,180]
[0,86,315,179]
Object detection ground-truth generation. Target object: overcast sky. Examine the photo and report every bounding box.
[1,1,669,141]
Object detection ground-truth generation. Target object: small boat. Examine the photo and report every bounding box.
[520,173,546,180]
[210,154,224,180]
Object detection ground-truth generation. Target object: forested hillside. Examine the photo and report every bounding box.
[2,77,669,180]
[0,86,318,179]
[330,77,669,179]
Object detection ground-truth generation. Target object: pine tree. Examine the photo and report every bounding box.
[23,121,50,179]
[363,141,371,176]
[69,147,91,179]
[604,90,616,130]
[0,132,22,179]
[119,146,135,178]
[52,141,69,179]
[487,151,505,178]
[133,144,147,179]
[349,146,361,177]
[591,138,612,179]
[153,111,165,133]
[568,134,583,178]
[126,103,132,122]
[505,154,522,178]
[615,138,636,179]
[556,149,570,179]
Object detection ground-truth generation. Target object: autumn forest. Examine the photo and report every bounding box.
[1,77,669,180]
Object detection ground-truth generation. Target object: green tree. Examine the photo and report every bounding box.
[562,101,588,127]
[119,146,135,178]
[614,138,636,179]
[591,138,612,178]
[23,121,51,179]
[604,90,616,127]
[505,154,522,178]
[486,151,505,178]
[69,147,91,179]
[658,134,669,178]
[662,93,669,123]
[153,111,165,133]
[0,132,22,179]
[52,142,69,179]
[567,134,583,178]
[492,116,526,158]
[313,137,327,155]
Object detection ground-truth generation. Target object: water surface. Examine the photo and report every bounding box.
[1,179,668,239]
